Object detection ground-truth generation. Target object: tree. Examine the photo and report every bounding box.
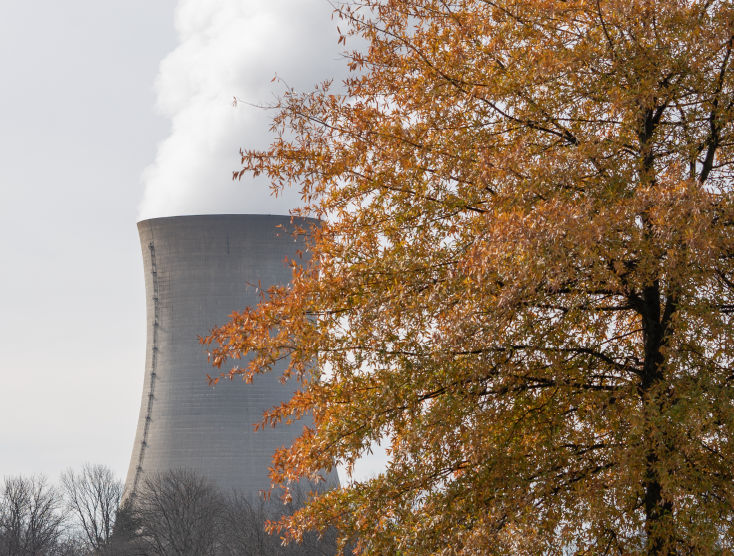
[204,0,734,553]
[60,464,122,553]
[218,493,279,556]
[0,475,66,556]
[219,486,338,556]
[104,498,144,556]
[132,469,223,556]
[129,468,334,556]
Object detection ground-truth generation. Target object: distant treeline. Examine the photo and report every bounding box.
[0,465,337,555]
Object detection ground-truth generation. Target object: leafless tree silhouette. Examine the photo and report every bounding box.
[0,475,65,556]
[61,464,123,553]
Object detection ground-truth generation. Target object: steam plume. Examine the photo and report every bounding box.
[139,0,343,220]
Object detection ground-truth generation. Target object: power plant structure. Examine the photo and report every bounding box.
[124,214,338,498]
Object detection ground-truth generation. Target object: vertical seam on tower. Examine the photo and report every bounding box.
[131,240,160,496]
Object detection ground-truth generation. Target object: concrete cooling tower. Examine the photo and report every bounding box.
[124,214,338,498]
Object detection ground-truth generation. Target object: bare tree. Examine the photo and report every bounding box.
[0,470,337,556]
[0,475,65,556]
[219,485,338,556]
[218,493,281,556]
[121,469,337,556]
[60,464,122,553]
[133,469,223,556]
[276,484,339,556]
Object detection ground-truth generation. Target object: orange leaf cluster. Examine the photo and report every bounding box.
[205,1,734,553]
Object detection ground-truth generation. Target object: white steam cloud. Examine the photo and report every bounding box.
[139,0,344,220]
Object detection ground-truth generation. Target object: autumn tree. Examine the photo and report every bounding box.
[205,0,734,553]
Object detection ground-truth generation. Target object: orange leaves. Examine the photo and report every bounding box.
[204,0,734,553]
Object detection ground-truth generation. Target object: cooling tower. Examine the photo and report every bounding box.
[124,214,337,498]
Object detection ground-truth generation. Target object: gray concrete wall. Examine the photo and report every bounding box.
[124,214,338,498]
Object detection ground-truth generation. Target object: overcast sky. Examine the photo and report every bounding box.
[0,1,383,486]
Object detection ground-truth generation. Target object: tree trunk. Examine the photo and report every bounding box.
[639,281,673,554]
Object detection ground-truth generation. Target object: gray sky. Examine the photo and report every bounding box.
[0,1,385,485]
[0,1,177,483]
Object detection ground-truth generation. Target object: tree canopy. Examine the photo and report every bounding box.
[204,0,734,553]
